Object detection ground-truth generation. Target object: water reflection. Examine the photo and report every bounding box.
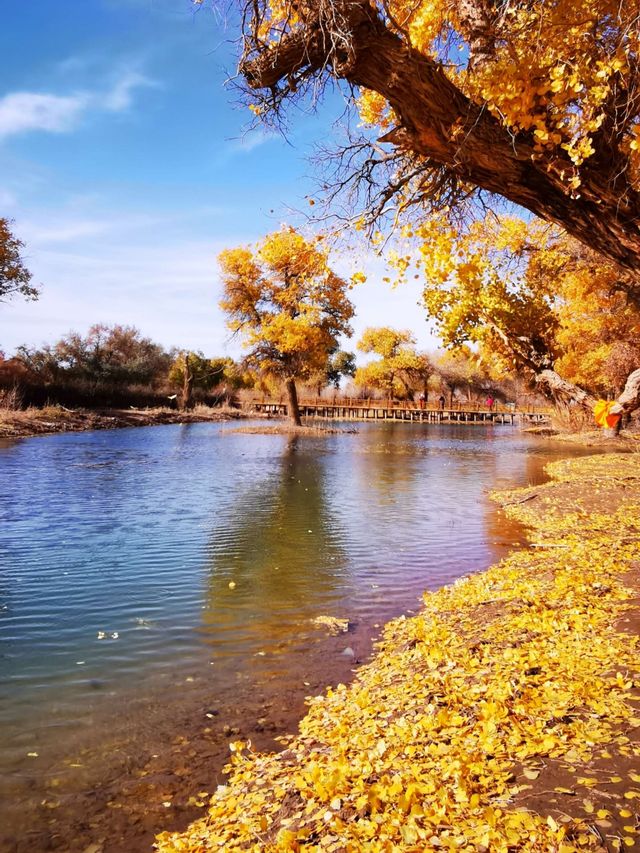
[201,435,348,658]
[0,422,599,849]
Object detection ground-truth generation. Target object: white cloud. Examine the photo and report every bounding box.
[0,91,89,140]
[0,191,438,360]
[0,70,156,142]
[103,71,155,111]
[20,213,171,246]
[0,198,251,357]
[0,236,235,357]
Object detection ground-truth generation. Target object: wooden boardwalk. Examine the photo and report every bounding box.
[242,399,551,425]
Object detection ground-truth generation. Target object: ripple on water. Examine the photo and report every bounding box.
[0,421,595,844]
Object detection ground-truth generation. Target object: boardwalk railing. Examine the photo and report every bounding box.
[240,397,551,425]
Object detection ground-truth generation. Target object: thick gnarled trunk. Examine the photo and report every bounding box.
[478,317,640,416]
[241,0,640,278]
[617,368,640,414]
[533,369,596,410]
[532,367,640,423]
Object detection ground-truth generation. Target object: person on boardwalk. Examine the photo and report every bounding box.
[486,396,494,411]
[439,394,445,410]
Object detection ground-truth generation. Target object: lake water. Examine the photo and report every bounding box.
[0,422,592,851]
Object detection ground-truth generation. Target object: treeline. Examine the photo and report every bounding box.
[216,227,541,426]
[260,338,529,408]
[0,324,249,410]
[0,320,532,413]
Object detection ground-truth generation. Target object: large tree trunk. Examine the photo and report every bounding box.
[398,375,414,400]
[480,320,599,414]
[241,1,640,278]
[533,369,597,411]
[285,377,302,426]
[617,368,640,414]
[533,366,640,427]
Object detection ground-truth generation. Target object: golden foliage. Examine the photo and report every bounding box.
[354,327,430,398]
[394,213,640,394]
[218,227,354,384]
[352,1,640,193]
[554,273,640,397]
[411,215,563,365]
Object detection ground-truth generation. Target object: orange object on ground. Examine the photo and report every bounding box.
[593,399,622,429]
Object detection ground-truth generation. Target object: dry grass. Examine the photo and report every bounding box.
[0,404,246,437]
[550,405,595,433]
[0,386,23,411]
[550,427,640,450]
[227,423,358,436]
[0,403,71,422]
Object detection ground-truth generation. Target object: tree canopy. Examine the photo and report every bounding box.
[355,327,431,399]
[218,226,354,424]
[168,351,252,409]
[407,213,640,407]
[231,0,640,283]
[0,218,37,303]
[18,324,172,387]
[310,348,357,393]
[434,348,496,404]
[326,349,357,389]
[168,353,250,393]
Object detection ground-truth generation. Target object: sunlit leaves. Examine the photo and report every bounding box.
[357,0,640,191]
[218,227,354,385]
[253,0,640,194]
[0,217,37,303]
[354,327,431,398]
[400,212,640,395]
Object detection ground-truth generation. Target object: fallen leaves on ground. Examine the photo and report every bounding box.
[156,453,640,852]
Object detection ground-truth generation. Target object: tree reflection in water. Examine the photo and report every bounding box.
[200,435,349,662]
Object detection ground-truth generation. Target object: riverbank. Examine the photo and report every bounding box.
[525,424,640,451]
[0,405,246,438]
[156,452,640,852]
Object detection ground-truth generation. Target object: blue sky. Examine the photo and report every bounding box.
[0,0,436,360]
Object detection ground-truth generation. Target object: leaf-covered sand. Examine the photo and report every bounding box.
[156,453,640,852]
